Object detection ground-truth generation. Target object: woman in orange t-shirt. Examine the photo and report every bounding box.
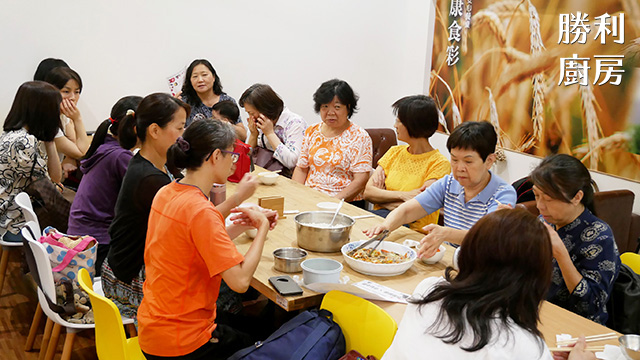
[138,119,277,360]
[292,79,372,208]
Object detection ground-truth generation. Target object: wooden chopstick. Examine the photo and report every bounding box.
[556,332,618,345]
[549,346,606,353]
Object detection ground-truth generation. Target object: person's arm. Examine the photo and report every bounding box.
[60,99,90,155]
[364,167,421,204]
[215,173,259,217]
[546,224,584,292]
[269,116,306,170]
[44,141,62,183]
[221,207,270,292]
[418,224,467,257]
[292,166,309,184]
[335,172,370,201]
[233,122,247,142]
[364,198,428,237]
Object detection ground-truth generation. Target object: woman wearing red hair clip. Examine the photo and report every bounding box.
[67,96,142,274]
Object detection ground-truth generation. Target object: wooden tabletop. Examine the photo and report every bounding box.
[227,169,620,348]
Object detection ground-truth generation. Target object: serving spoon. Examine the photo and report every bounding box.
[328,199,345,226]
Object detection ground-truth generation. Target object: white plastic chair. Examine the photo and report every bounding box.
[21,222,134,360]
[0,192,39,296]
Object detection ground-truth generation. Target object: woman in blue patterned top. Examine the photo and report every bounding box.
[180,59,246,141]
[530,154,620,324]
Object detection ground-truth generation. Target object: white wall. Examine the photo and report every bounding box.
[2,0,639,212]
[0,0,432,131]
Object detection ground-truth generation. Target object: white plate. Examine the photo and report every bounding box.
[317,202,340,210]
[341,240,416,277]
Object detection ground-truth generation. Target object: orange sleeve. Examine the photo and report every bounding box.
[189,208,244,278]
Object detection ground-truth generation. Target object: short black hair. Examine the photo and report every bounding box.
[239,84,284,121]
[44,67,83,93]
[3,81,62,141]
[530,154,596,212]
[446,121,497,161]
[392,95,439,139]
[33,58,68,81]
[313,79,358,118]
[212,100,240,123]
[181,59,223,106]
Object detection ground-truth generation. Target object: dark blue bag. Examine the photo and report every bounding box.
[228,309,346,360]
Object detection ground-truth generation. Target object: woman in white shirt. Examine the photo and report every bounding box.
[383,208,554,360]
[239,83,306,178]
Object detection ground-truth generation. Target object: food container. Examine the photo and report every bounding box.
[294,211,355,252]
[273,247,308,273]
[620,334,640,360]
[258,172,279,185]
[421,244,446,264]
[341,240,416,276]
[300,258,343,285]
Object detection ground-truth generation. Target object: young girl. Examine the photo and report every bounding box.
[67,96,143,274]
[138,119,277,359]
[0,81,62,241]
[44,66,91,179]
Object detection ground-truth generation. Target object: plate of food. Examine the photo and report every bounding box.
[341,240,416,276]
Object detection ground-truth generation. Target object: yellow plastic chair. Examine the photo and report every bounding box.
[621,252,640,274]
[320,290,398,359]
[77,268,144,360]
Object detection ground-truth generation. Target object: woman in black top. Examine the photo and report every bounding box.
[103,93,189,321]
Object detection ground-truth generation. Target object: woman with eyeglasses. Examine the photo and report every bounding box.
[138,119,277,360]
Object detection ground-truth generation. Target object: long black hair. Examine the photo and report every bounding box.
[412,209,552,353]
[118,93,190,149]
[3,81,62,141]
[84,96,143,159]
[180,59,223,106]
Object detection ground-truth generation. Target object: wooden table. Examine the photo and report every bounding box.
[228,169,620,348]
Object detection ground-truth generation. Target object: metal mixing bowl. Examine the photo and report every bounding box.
[620,335,640,360]
[273,247,308,273]
[294,211,355,252]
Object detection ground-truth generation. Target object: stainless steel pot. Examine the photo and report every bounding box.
[273,247,308,273]
[294,211,355,252]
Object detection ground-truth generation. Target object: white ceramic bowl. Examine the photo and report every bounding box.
[420,244,446,264]
[258,172,279,185]
[316,202,340,210]
[300,258,343,285]
[341,240,416,276]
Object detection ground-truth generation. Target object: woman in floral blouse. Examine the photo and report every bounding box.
[292,79,372,208]
[0,81,63,241]
[530,154,620,324]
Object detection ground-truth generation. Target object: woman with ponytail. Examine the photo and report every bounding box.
[102,93,189,321]
[67,96,143,274]
[138,119,277,360]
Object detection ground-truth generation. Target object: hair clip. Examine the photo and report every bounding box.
[109,117,118,125]
[126,109,135,117]
[176,136,190,151]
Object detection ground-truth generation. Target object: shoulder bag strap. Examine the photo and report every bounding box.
[290,319,331,360]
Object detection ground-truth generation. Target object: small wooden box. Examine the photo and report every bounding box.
[259,196,285,217]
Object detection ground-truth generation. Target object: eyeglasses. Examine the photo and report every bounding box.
[206,149,240,163]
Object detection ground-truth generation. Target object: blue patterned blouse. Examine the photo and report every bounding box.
[182,93,241,127]
[545,208,620,324]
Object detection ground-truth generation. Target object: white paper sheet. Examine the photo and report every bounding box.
[167,66,187,97]
[303,280,410,303]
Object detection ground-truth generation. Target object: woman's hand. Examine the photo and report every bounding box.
[230,205,278,230]
[234,173,259,204]
[552,337,596,360]
[544,223,568,260]
[371,168,386,189]
[418,224,449,258]
[247,116,258,134]
[255,114,275,135]
[60,98,81,122]
[363,224,389,238]
[229,207,269,230]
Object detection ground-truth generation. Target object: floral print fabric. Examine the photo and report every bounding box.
[296,122,372,201]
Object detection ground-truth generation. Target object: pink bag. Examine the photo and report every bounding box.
[39,227,97,282]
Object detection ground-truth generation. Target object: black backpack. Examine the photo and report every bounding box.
[606,264,640,333]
